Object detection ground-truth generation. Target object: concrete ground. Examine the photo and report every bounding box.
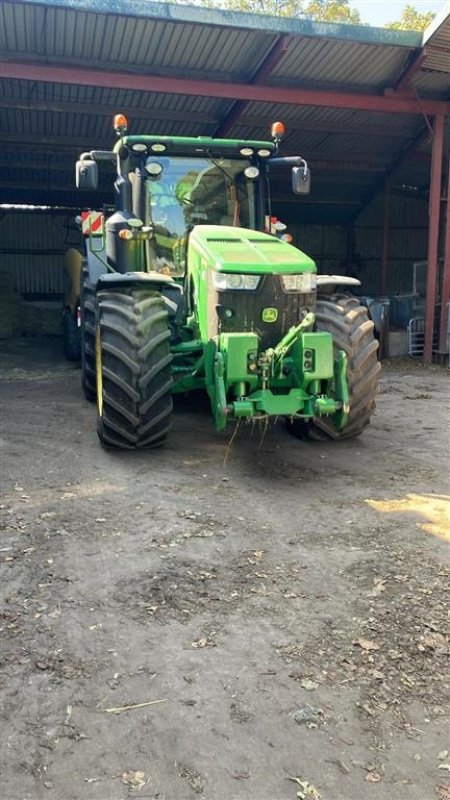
[1,337,449,800]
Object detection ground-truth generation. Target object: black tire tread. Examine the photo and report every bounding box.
[80,263,97,402]
[62,308,81,362]
[294,293,380,441]
[96,287,173,450]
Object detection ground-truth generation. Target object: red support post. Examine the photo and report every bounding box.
[438,154,450,354]
[424,114,444,362]
[380,177,390,295]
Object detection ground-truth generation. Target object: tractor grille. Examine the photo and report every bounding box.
[208,273,316,349]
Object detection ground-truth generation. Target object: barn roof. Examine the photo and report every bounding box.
[0,0,448,222]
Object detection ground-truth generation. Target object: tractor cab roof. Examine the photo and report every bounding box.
[116,135,276,158]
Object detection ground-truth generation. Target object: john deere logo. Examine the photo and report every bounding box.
[262,307,278,323]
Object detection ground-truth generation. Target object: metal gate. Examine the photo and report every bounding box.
[407,317,439,357]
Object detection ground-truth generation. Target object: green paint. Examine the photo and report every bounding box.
[219,333,259,391]
[298,331,334,381]
[119,136,276,153]
[190,226,316,277]
[331,349,350,429]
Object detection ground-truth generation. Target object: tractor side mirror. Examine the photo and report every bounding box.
[76,159,98,190]
[292,165,311,195]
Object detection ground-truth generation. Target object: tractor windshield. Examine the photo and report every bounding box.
[145,155,257,276]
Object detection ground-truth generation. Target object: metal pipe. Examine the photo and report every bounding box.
[269,157,306,167]
[79,150,116,162]
[424,114,444,362]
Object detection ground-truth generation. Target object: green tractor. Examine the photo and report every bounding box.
[75,114,379,449]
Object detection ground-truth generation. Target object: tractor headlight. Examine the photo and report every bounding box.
[280,273,317,293]
[213,273,261,291]
[244,166,260,180]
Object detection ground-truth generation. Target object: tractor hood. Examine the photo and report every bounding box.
[190,225,316,275]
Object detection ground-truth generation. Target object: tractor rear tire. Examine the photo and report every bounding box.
[292,294,380,440]
[80,264,97,402]
[95,288,173,449]
[62,308,81,362]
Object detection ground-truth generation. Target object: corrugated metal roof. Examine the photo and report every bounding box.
[414,70,450,97]
[420,1,450,97]
[0,3,278,81]
[0,0,429,93]
[3,0,423,46]
[269,38,411,91]
[423,0,450,69]
[0,77,231,122]
[0,0,447,222]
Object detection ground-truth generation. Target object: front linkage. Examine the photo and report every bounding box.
[204,312,349,431]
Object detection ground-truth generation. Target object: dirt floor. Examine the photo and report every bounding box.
[1,337,449,800]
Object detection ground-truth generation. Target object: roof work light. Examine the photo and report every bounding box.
[271,121,285,141]
[113,113,128,135]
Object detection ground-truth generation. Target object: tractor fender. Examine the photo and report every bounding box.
[96,272,185,332]
[96,271,176,293]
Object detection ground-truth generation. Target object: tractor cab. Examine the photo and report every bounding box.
[142,151,259,276]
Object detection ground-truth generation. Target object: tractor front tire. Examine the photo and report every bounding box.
[62,308,81,362]
[80,264,97,402]
[293,295,380,440]
[95,288,173,449]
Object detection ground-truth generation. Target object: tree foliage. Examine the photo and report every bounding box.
[302,0,361,23]
[213,0,361,23]
[191,0,434,30]
[385,5,435,30]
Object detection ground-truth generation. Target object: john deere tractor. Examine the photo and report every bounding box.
[75,114,379,449]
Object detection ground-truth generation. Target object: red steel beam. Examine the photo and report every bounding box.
[250,35,291,84]
[0,60,448,116]
[392,49,427,94]
[215,35,290,137]
[438,156,450,354]
[424,114,445,362]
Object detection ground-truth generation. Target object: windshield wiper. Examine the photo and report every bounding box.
[206,152,235,185]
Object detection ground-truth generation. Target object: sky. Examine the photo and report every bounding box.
[349,0,445,26]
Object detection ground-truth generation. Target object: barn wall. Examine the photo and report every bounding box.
[354,193,429,295]
[289,224,348,274]
[0,210,82,338]
[290,192,430,297]
[0,210,82,295]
